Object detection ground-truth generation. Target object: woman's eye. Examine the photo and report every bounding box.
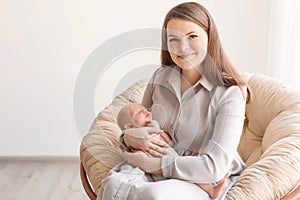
[189,35,198,39]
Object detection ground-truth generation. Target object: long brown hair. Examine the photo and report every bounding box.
[161,2,251,102]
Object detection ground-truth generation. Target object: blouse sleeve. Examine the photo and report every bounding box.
[161,86,247,183]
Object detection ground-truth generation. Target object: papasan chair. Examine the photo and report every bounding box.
[80,73,300,200]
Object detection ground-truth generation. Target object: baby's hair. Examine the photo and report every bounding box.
[117,104,132,130]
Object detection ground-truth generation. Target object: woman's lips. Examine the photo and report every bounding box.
[178,53,195,59]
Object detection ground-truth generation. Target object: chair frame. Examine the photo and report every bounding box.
[80,162,96,200]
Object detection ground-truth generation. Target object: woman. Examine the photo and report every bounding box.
[100,2,250,200]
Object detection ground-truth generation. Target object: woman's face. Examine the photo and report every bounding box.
[166,18,208,70]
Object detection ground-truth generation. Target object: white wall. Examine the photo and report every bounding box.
[0,0,270,156]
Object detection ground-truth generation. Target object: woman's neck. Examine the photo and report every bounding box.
[181,68,201,86]
[181,68,201,94]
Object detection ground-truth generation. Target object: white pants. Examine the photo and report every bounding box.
[98,161,233,200]
[127,178,211,200]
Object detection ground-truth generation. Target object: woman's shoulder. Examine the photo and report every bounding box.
[213,84,247,102]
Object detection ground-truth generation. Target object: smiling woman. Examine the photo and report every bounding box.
[98,2,250,200]
[166,19,208,72]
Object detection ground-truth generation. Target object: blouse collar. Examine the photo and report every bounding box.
[167,65,214,92]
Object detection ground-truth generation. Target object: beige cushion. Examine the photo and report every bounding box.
[80,74,300,199]
[226,74,300,199]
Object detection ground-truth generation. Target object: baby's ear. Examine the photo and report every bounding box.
[124,123,133,129]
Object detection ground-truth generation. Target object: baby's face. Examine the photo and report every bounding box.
[128,103,152,127]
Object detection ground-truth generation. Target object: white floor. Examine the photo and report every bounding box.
[0,157,88,200]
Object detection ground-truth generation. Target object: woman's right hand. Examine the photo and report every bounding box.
[123,127,170,157]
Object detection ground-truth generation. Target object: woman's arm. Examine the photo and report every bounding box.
[123,151,163,175]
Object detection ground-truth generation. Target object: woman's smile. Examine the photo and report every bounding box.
[178,53,196,59]
[167,18,208,70]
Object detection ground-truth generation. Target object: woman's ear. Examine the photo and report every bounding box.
[124,123,133,129]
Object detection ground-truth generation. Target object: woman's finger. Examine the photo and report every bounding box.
[148,133,168,147]
[151,137,168,147]
[149,142,168,155]
[159,131,174,146]
[147,149,164,157]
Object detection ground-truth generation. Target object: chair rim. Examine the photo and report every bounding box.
[80,162,97,200]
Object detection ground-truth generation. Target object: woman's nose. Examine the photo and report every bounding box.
[179,38,190,51]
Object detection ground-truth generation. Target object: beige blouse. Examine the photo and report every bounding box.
[142,65,247,184]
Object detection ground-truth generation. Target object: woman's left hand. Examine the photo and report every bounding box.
[123,151,162,175]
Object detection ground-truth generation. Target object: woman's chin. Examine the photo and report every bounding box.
[177,63,196,70]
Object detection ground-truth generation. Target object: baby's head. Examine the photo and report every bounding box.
[117,103,152,130]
